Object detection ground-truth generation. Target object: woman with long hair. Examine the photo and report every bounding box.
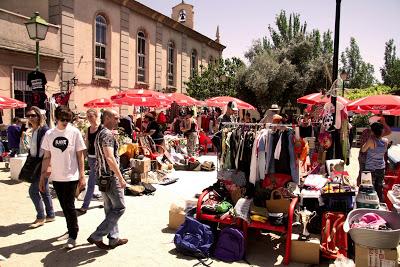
[26,106,55,228]
[77,109,102,214]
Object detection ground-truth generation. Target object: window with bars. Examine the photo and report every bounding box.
[167,41,175,86]
[137,31,146,83]
[95,15,107,77]
[13,69,31,118]
[190,49,198,77]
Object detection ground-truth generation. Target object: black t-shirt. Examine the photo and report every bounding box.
[27,71,47,92]
[146,121,163,140]
[32,91,47,109]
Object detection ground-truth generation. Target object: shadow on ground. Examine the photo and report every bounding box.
[0,223,31,238]
[41,244,108,267]
[0,178,21,185]
[160,227,175,234]
[0,237,61,259]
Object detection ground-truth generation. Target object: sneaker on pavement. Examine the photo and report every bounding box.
[109,238,128,249]
[29,218,46,229]
[64,238,76,249]
[45,216,55,223]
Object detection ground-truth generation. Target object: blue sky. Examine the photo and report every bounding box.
[138,0,400,80]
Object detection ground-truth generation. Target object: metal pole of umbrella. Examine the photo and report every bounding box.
[330,0,342,159]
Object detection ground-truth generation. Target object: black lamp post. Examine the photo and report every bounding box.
[25,12,49,71]
[328,0,343,159]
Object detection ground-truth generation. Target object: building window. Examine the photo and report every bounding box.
[190,49,198,77]
[167,41,175,86]
[95,15,107,77]
[208,56,214,65]
[137,31,146,83]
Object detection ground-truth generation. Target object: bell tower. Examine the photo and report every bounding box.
[172,1,194,29]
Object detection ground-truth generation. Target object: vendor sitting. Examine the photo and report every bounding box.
[144,113,164,146]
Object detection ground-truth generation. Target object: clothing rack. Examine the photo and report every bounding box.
[221,122,296,127]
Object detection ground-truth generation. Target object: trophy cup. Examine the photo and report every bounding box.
[295,208,316,241]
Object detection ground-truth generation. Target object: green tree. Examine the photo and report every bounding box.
[340,37,376,88]
[240,10,333,113]
[381,39,400,87]
[185,57,244,100]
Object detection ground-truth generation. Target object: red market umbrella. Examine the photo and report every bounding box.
[347,95,400,112]
[297,93,351,106]
[0,96,27,109]
[118,89,172,103]
[83,98,118,108]
[166,93,201,106]
[111,94,170,107]
[205,96,256,110]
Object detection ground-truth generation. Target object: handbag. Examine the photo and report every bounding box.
[98,175,112,192]
[18,127,45,183]
[265,189,291,213]
[18,156,42,183]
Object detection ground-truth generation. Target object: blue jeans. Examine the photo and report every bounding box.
[29,178,55,219]
[89,177,125,244]
[82,157,97,209]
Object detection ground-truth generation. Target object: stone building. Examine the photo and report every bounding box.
[0,0,225,122]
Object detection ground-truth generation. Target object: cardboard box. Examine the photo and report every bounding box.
[168,210,185,230]
[355,244,398,267]
[130,171,148,184]
[290,234,320,265]
[130,158,151,173]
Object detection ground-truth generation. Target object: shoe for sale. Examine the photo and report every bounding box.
[64,238,76,249]
[87,237,110,250]
[29,218,46,229]
[109,238,128,249]
[45,216,55,223]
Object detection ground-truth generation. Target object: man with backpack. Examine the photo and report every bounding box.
[87,109,128,250]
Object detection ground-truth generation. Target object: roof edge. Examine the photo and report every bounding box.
[113,0,225,51]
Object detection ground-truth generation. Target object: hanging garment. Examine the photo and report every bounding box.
[249,132,261,185]
[274,132,283,160]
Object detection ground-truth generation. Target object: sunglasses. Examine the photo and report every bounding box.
[60,118,70,122]
[26,114,38,118]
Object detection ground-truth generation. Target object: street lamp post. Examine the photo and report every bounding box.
[25,12,49,71]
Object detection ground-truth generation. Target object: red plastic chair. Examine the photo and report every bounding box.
[242,197,298,265]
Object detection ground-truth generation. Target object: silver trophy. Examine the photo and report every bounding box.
[295,208,316,241]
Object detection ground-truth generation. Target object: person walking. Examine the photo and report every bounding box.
[361,121,389,202]
[181,109,199,157]
[26,106,55,228]
[39,106,86,249]
[88,109,128,250]
[7,117,22,157]
[77,109,102,215]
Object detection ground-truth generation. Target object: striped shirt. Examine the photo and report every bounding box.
[95,128,119,177]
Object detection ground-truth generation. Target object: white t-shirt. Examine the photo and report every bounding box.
[41,124,86,182]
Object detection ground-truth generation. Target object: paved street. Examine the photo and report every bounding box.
[0,152,360,267]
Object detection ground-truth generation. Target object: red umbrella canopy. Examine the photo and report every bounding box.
[0,96,27,109]
[111,95,170,107]
[111,89,173,107]
[166,93,201,106]
[83,98,118,108]
[297,93,351,106]
[205,96,256,110]
[347,95,400,112]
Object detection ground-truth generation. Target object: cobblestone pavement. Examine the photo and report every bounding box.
[0,151,361,267]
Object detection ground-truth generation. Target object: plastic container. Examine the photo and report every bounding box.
[343,208,400,248]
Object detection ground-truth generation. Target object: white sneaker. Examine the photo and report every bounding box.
[64,238,76,249]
